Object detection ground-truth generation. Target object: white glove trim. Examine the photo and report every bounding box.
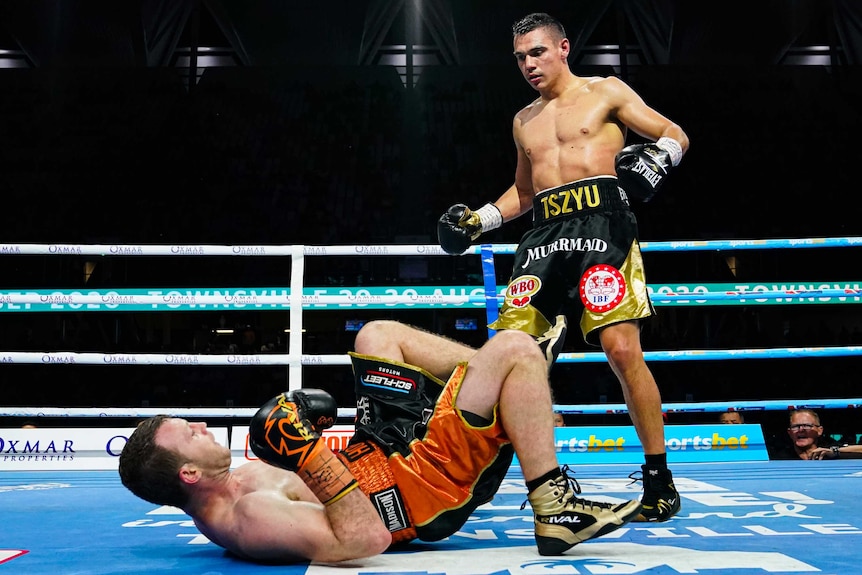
[656,137,683,167]
[475,203,502,232]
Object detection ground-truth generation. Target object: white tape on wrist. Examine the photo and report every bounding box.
[656,137,683,167]
[475,203,502,232]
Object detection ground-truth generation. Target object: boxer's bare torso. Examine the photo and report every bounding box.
[514,76,627,193]
[189,461,319,562]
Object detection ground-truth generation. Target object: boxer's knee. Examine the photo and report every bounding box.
[600,322,644,369]
[354,320,404,356]
[488,329,545,365]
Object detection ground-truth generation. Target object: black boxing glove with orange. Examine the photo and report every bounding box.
[249,389,357,505]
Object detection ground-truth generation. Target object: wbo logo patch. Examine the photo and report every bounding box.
[579,264,626,312]
[504,275,542,308]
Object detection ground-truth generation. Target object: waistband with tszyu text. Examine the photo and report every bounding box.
[532,178,629,227]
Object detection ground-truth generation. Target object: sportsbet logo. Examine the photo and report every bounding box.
[665,432,750,451]
[556,435,625,453]
[556,432,749,453]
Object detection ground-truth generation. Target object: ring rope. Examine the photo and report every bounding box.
[5,346,861,365]
[3,236,862,257]
[1,288,860,307]
[3,398,861,419]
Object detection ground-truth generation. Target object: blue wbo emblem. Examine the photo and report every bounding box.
[517,424,769,465]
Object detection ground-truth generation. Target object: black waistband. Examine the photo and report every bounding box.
[532,177,629,227]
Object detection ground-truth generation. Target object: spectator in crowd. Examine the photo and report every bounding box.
[719,411,744,424]
[769,409,839,460]
[553,411,566,427]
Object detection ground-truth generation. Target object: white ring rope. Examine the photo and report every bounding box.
[5,346,862,366]
[4,397,861,419]
[0,406,359,419]
[3,236,862,256]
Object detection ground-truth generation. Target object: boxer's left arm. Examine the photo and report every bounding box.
[233,485,392,563]
[600,76,689,202]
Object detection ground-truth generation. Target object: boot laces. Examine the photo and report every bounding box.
[521,465,582,510]
[521,465,616,512]
[555,464,583,503]
[560,465,622,512]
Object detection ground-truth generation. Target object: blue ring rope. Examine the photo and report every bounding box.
[468,236,862,255]
[558,346,862,363]
[554,398,862,415]
[465,287,862,304]
[480,244,499,338]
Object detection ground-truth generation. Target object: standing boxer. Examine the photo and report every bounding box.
[119,321,642,563]
[437,12,690,522]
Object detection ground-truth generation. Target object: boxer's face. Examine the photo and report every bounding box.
[156,418,231,469]
[513,27,569,91]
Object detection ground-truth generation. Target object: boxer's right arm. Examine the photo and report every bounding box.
[234,485,392,562]
[436,183,533,255]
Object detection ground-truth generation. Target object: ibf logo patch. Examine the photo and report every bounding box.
[504,275,541,308]
[579,265,625,312]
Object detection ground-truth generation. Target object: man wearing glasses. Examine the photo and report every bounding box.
[769,409,840,460]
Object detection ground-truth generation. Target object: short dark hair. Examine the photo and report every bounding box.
[512,13,566,40]
[719,410,744,423]
[118,415,190,508]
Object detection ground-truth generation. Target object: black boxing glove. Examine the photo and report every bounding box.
[249,389,357,504]
[614,137,683,202]
[289,388,336,432]
[437,203,502,255]
[249,390,329,471]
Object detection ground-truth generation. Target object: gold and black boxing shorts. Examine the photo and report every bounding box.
[491,176,654,346]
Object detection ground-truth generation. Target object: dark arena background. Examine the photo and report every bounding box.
[2,2,862,573]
